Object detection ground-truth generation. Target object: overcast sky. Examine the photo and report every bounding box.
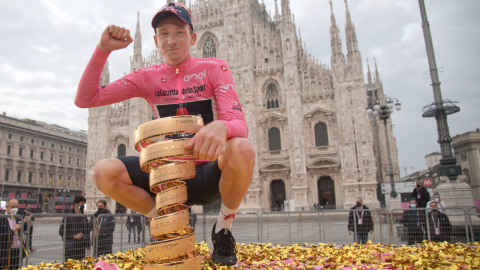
[1,1,479,176]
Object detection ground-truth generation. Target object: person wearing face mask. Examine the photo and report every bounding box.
[91,200,115,256]
[59,196,92,260]
[423,201,451,242]
[347,197,373,244]
[0,198,28,270]
[401,199,425,245]
[427,193,447,213]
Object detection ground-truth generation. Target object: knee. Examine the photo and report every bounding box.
[92,159,122,192]
[227,138,255,165]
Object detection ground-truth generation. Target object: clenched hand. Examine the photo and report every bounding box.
[98,25,133,53]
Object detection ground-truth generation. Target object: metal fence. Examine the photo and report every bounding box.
[1,207,479,268]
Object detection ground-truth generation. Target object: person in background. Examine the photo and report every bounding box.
[136,215,143,244]
[126,210,141,243]
[59,196,91,260]
[348,197,373,244]
[91,200,115,256]
[427,193,447,212]
[401,199,424,245]
[189,208,197,228]
[423,201,452,242]
[411,181,430,208]
[22,204,36,252]
[0,198,28,270]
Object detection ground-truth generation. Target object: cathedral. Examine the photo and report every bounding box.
[84,0,400,213]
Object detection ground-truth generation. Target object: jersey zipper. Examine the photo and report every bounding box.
[175,66,185,115]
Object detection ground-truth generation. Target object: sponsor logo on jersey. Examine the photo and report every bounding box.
[183,70,206,82]
[219,84,236,93]
[181,84,206,95]
[121,79,131,86]
[163,97,178,101]
[221,65,227,71]
[232,102,242,112]
[143,67,162,72]
[161,78,167,83]
[196,60,219,65]
[155,89,178,97]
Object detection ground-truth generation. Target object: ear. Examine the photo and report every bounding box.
[153,35,159,49]
[190,32,197,46]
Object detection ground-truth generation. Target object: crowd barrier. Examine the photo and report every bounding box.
[1,207,478,268]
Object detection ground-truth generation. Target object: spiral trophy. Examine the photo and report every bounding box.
[134,115,203,270]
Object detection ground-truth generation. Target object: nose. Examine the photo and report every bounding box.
[167,34,176,46]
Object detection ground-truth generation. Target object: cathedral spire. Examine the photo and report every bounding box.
[281,0,292,23]
[130,11,144,71]
[374,57,380,83]
[330,0,345,62]
[366,58,372,84]
[100,60,110,87]
[134,11,141,56]
[345,0,359,55]
[274,0,281,22]
[299,29,303,52]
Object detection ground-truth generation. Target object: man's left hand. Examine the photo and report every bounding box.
[184,121,227,161]
[23,216,29,223]
[369,230,373,234]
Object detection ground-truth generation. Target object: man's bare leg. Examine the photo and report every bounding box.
[93,158,155,213]
[217,137,255,209]
[208,137,255,266]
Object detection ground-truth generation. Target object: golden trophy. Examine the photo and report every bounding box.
[134,115,203,269]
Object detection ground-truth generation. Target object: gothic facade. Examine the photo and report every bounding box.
[84,0,400,212]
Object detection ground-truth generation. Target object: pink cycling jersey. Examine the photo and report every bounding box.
[75,46,248,162]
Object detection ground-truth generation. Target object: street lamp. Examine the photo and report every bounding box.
[367,96,401,199]
[418,0,461,180]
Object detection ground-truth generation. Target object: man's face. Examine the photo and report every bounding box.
[410,200,416,206]
[75,201,85,212]
[97,202,105,209]
[434,195,440,200]
[430,202,438,208]
[154,16,197,66]
[417,183,422,189]
[356,199,362,205]
[6,199,19,214]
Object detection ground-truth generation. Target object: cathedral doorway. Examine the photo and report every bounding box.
[270,180,285,211]
[317,177,335,208]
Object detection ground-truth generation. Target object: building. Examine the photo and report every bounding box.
[425,152,442,170]
[0,113,87,213]
[85,0,400,212]
[452,129,480,201]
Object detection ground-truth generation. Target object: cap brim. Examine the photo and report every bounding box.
[151,10,189,30]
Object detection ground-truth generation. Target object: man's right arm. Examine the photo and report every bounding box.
[75,25,144,109]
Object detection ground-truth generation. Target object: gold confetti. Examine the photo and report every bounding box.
[25,240,480,269]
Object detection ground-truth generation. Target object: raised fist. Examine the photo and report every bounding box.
[98,25,133,53]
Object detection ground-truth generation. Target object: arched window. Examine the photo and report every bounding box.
[118,144,126,157]
[311,81,316,91]
[203,37,216,58]
[268,128,281,151]
[266,83,279,109]
[314,122,329,146]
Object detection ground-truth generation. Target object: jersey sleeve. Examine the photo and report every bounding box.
[209,61,248,139]
[75,46,145,108]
